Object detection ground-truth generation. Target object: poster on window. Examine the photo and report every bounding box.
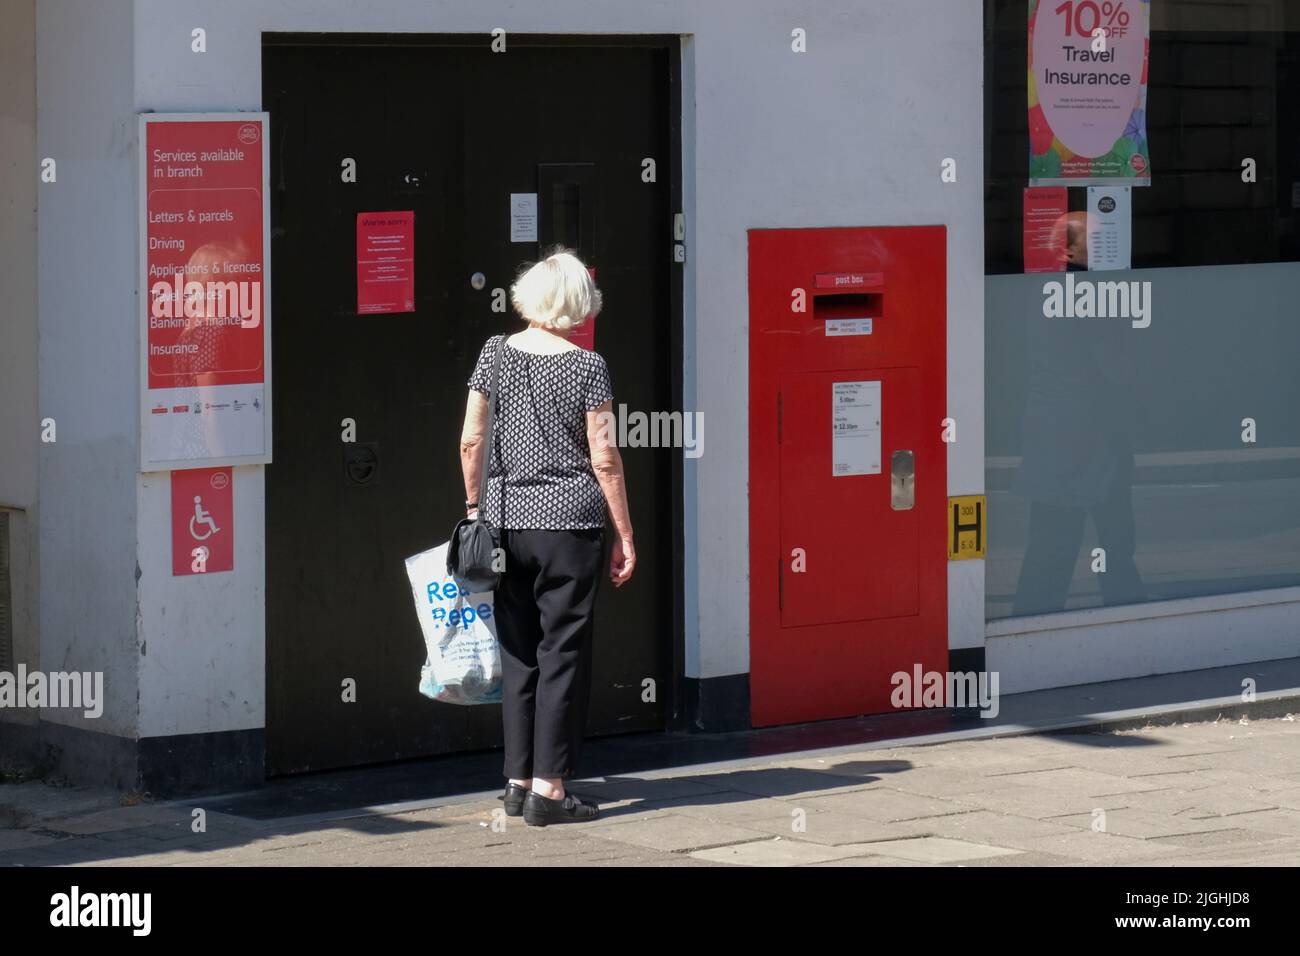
[1028,0,1151,186]
[139,113,272,472]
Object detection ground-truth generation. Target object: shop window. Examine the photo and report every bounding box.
[984,0,1300,620]
[986,0,1300,273]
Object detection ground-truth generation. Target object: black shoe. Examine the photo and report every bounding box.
[498,783,528,816]
[522,789,600,826]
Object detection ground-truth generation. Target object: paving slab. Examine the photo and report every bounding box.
[662,792,819,823]
[864,765,1018,799]
[806,854,928,867]
[1212,807,1300,838]
[950,784,1136,820]
[0,829,61,852]
[1169,747,1300,775]
[1051,807,1240,839]
[839,836,1023,863]
[689,837,878,867]
[768,756,913,783]
[1013,829,1182,864]
[921,809,1084,847]
[794,788,976,822]
[587,813,772,853]
[1134,835,1300,867]
[689,766,885,800]
[1038,746,1222,778]
[1260,786,1300,811]
[1145,827,1291,850]
[1101,769,1226,790]
[565,775,732,803]
[989,767,1171,797]
[738,809,934,846]
[1198,769,1300,793]
[0,782,124,829]
[1122,785,1282,819]
[973,757,1083,777]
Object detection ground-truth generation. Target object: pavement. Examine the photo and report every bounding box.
[3,712,1300,867]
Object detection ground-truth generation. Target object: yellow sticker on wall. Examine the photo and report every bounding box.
[948,495,985,559]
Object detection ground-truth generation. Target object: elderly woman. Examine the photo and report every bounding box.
[459,248,636,826]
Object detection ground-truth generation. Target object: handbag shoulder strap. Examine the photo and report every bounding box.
[476,334,505,514]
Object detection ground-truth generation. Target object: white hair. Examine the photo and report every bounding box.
[509,248,603,331]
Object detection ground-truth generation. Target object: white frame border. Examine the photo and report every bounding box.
[138,111,273,473]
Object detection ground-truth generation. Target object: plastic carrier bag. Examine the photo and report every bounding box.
[404,541,503,705]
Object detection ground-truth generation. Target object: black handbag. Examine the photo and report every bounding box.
[447,337,505,592]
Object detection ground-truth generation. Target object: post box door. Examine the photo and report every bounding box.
[779,366,921,627]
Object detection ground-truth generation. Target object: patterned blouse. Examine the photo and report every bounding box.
[467,333,614,530]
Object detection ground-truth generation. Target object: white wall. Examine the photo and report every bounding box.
[0,0,39,710]
[135,468,265,737]
[0,0,38,512]
[127,0,987,725]
[683,3,988,673]
[37,0,139,736]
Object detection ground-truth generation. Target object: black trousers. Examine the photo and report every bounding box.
[1011,464,1146,616]
[494,527,604,780]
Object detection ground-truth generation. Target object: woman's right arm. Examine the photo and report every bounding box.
[586,400,635,587]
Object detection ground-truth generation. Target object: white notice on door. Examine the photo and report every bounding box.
[832,380,881,476]
[510,193,538,242]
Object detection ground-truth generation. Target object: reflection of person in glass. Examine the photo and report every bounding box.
[1052,210,1089,270]
[171,241,250,460]
[1011,211,1146,615]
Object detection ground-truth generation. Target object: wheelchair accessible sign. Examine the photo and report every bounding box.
[171,467,233,575]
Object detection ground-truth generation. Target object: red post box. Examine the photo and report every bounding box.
[748,226,948,726]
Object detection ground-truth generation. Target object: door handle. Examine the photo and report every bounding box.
[891,450,914,510]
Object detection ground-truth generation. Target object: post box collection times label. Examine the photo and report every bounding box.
[832,380,881,476]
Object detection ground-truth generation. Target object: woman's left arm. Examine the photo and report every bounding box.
[459,389,489,518]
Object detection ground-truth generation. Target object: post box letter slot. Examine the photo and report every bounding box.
[891,449,914,510]
[813,292,882,322]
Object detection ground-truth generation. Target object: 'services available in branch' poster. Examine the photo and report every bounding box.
[140,114,271,471]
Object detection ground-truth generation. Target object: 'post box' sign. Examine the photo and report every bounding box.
[813,272,883,290]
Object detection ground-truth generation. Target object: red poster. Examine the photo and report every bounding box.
[568,266,597,350]
[171,467,234,576]
[357,211,415,314]
[1022,187,1069,273]
[141,114,269,470]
